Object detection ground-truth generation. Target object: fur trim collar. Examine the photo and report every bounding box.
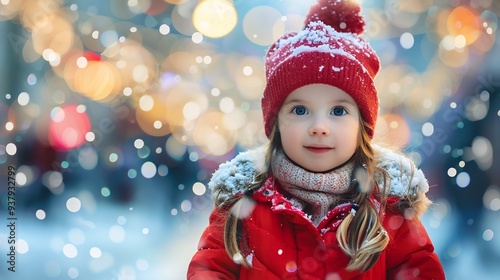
[209,145,432,216]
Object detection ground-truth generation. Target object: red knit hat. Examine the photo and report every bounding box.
[261,0,380,138]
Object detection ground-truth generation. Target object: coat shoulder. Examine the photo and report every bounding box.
[208,146,267,208]
[374,145,432,216]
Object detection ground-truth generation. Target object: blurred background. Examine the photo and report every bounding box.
[0,0,499,279]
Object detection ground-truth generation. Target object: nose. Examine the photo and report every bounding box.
[309,117,330,136]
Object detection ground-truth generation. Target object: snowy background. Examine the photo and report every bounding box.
[0,0,499,279]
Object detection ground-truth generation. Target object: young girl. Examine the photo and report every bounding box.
[188,0,445,279]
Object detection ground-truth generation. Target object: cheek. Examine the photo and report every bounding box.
[342,122,360,145]
[278,117,295,136]
[280,126,301,148]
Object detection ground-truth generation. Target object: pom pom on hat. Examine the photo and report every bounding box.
[261,0,380,138]
[305,0,365,34]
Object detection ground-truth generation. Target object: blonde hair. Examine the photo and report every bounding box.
[335,118,390,271]
[223,118,390,271]
[222,130,277,266]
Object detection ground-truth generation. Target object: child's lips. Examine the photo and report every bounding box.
[304,146,333,153]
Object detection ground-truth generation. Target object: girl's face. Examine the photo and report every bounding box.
[277,84,360,172]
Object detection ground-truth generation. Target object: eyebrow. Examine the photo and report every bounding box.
[333,98,356,105]
[283,98,305,104]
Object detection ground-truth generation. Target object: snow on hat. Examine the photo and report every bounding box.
[261,0,380,138]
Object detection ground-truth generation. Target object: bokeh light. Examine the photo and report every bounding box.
[192,0,237,38]
[374,114,411,148]
[192,111,238,155]
[63,244,78,259]
[171,3,197,36]
[243,6,284,46]
[66,197,82,213]
[72,60,122,101]
[31,14,74,58]
[48,105,91,151]
[136,94,171,137]
[144,0,170,16]
[447,6,481,46]
[1,0,500,279]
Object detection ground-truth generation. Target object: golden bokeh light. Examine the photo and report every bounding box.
[50,44,83,79]
[163,51,201,76]
[192,0,238,38]
[163,82,209,129]
[31,14,74,58]
[373,114,411,149]
[192,111,237,156]
[72,60,122,102]
[136,95,171,136]
[421,65,458,98]
[405,84,444,120]
[398,0,434,13]
[222,107,247,131]
[19,0,61,31]
[376,64,420,110]
[139,95,155,112]
[233,56,266,101]
[438,43,469,68]
[447,6,481,46]
[102,40,159,91]
[62,50,87,87]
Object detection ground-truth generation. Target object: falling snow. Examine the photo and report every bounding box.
[0,0,499,279]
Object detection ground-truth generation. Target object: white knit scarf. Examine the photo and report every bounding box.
[272,151,354,226]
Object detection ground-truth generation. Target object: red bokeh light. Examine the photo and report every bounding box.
[48,105,91,151]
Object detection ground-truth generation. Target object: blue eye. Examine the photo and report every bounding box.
[331,107,347,116]
[291,106,308,115]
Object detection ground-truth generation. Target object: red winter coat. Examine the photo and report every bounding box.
[188,147,445,279]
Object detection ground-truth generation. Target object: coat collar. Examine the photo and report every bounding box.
[250,176,355,235]
[209,145,432,216]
